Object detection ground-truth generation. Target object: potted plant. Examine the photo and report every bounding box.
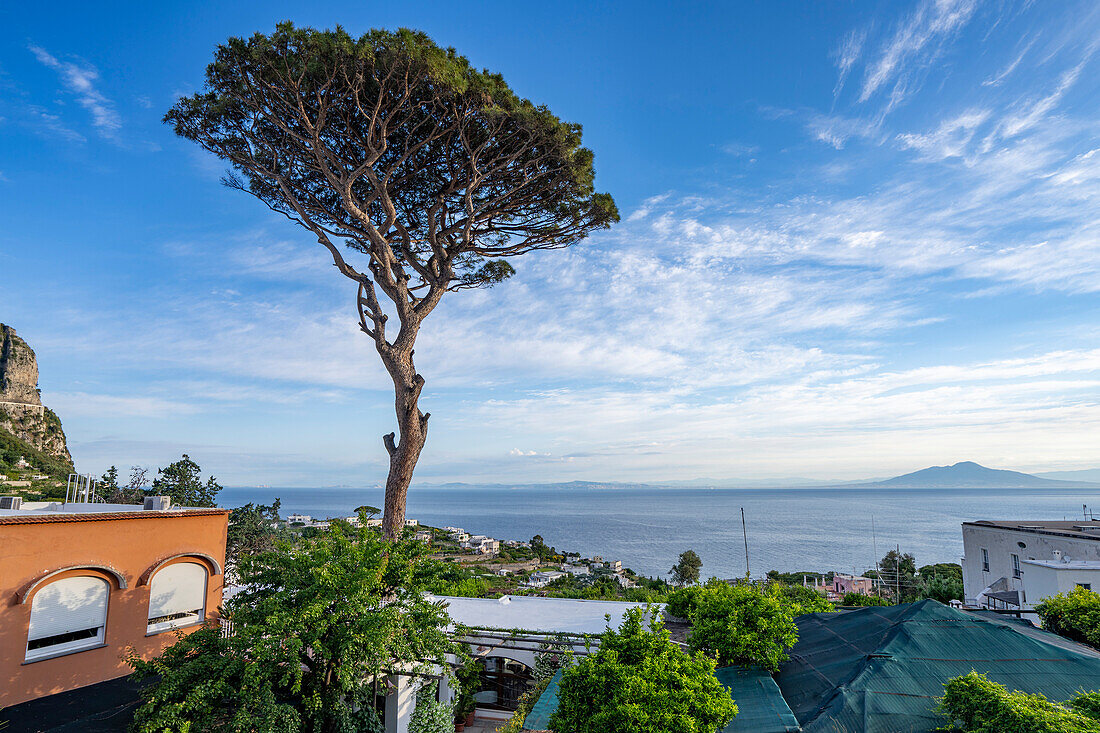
[454,658,483,727]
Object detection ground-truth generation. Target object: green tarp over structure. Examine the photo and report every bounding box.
[714,667,801,733]
[522,668,563,730]
[521,665,799,732]
[777,599,1100,733]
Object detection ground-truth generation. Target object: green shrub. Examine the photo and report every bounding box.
[665,586,704,618]
[688,583,798,671]
[843,592,889,607]
[549,608,737,733]
[408,682,453,733]
[940,671,1100,732]
[777,583,834,614]
[1035,587,1100,649]
[1071,692,1100,722]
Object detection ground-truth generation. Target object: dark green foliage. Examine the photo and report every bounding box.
[666,586,704,619]
[880,549,922,601]
[0,422,71,477]
[151,454,221,507]
[767,570,827,586]
[1035,587,1100,649]
[1071,692,1100,721]
[939,672,1100,732]
[843,592,890,606]
[130,519,452,732]
[777,583,834,614]
[226,500,290,572]
[453,658,484,718]
[922,573,965,604]
[549,608,737,733]
[688,582,800,671]
[165,23,618,289]
[671,550,703,587]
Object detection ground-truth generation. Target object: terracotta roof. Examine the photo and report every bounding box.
[0,508,228,525]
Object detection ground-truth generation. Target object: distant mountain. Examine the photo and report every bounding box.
[845,461,1100,489]
[1036,468,1100,484]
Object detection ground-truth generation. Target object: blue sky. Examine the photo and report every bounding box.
[2,0,1099,486]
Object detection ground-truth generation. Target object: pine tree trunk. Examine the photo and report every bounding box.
[380,345,429,539]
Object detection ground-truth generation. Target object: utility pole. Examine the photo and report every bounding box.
[895,543,901,601]
[872,515,879,591]
[741,507,750,579]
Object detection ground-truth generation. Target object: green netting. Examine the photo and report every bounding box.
[777,599,1100,733]
[714,667,801,733]
[522,668,563,730]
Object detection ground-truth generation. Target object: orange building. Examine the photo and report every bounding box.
[0,498,228,708]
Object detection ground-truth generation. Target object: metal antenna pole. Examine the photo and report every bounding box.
[872,515,879,590]
[741,508,750,579]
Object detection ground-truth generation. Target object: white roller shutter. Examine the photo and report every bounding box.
[148,562,207,627]
[27,576,109,659]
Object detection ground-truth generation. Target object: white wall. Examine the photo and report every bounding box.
[1021,562,1100,605]
[962,524,1100,606]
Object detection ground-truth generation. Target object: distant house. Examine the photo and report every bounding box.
[825,573,873,601]
[413,531,432,543]
[606,560,622,572]
[287,513,311,525]
[364,517,382,527]
[404,518,418,527]
[524,570,566,588]
[562,564,590,576]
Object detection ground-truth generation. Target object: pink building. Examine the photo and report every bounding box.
[830,573,873,596]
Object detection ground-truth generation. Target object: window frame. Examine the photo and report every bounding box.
[1012,554,1021,578]
[146,561,209,635]
[24,575,110,663]
[981,548,989,572]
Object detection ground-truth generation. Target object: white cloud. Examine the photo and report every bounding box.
[29,44,121,140]
[859,0,979,105]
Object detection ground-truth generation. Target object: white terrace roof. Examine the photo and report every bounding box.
[431,594,652,634]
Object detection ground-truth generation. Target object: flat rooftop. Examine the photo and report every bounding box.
[0,501,227,523]
[965,519,1100,541]
[431,594,652,634]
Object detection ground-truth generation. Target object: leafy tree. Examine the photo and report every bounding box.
[843,592,889,607]
[940,671,1100,732]
[1035,586,1100,649]
[670,550,703,587]
[549,608,737,733]
[879,549,920,602]
[226,500,290,573]
[150,454,221,507]
[777,583,834,614]
[99,465,119,495]
[130,517,452,732]
[688,582,799,671]
[99,464,146,503]
[167,23,618,537]
[665,586,704,619]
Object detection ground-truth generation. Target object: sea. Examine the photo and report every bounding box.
[218,485,1100,581]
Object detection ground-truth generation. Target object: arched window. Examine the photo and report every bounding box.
[147,561,207,633]
[26,575,109,661]
[473,657,534,711]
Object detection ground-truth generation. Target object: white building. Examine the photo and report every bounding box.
[287,513,312,525]
[404,518,418,527]
[524,570,566,588]
[962,519,1100,611]
[562,564,590,576]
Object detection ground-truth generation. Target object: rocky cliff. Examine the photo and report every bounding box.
[0,324,73,472]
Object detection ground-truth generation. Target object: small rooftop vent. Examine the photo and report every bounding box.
[0,496,22,510]
[144,496,172,511]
